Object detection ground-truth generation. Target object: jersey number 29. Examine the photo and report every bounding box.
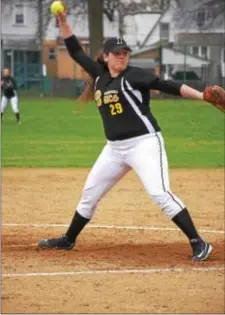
[110,103,123,115]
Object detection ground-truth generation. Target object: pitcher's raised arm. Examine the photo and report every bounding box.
[57,12,102,79]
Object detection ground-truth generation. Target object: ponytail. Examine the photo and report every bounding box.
[76,50,105,106]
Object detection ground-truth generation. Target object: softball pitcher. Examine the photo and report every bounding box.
[39,12,225,261]
[1,68,21,124]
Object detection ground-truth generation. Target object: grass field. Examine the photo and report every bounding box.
[1,97,224,168]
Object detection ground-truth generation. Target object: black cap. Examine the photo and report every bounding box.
[103,37,132,53]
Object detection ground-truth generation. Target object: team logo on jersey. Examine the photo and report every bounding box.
[94,90,102,107]
[103,92,119,104]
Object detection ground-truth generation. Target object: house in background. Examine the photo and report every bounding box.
[174,0,225,86]
[130,44,210,92]
[1,0,41,88]
[2,0,223,88]
[43,11,119,79]
[135,0,225,86]
[1,0,160,90]
[43,10,159,79]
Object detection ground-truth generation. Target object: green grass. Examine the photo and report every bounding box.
[1,98,224,168]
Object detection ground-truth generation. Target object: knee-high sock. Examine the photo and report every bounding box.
[66,211,90,242]
[172,208,199,240]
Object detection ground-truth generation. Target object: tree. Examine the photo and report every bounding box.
[87,0,103,58]
[40,0,169,51]
[38,0,224,60]
[173,0,225,30]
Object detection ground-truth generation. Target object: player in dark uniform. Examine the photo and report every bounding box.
[39,13,215,261]
[1,68,21,124]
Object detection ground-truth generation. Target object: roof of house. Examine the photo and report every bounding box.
[172,0,225,31]
[129,58,157,68]
[123,13,161,47]
[162,47,210,66]
[2,38,39,50]
[131,43,210,66]
[131,43,161,57]
[140,12,166,48]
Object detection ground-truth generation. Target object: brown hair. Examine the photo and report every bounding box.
[76,50,105,106]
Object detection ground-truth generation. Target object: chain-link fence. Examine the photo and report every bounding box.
[159,44,225,91]
[3,43,224,98]
[17,78,86,98]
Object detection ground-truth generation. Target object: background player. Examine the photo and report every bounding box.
[39,12,225,261]
[1,68,21,124]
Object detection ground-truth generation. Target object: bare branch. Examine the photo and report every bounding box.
[174,0,225,31]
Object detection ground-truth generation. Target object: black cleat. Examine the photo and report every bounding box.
[38,235,75,250]
[191,238,213,261]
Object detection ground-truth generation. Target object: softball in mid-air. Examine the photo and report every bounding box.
[50,1,65,15]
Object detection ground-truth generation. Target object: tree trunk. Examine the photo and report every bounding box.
[37,0,43,51]
[87,0,104,58]
[118,4,125,37]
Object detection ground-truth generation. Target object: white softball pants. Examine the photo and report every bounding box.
[1,95,19,114]
[77,133,185,219]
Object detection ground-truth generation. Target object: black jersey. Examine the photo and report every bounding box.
[65,35,182,141]
[1,75,17,98]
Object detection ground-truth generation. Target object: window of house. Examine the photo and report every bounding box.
[195,8,212,27]
[160,23,169,40]
[48,48,56,60]
[201,46,210,59]
[190,46,210,59]
[27,51,40,63]
[192,46,199,56]
[14,4,25,25]
[14,50,24,63]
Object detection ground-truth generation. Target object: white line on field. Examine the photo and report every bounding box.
[3,244,37,248]
[2,223,224,234]
[2,266,224,278]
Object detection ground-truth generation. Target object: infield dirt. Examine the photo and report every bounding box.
[2,168,224,314]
